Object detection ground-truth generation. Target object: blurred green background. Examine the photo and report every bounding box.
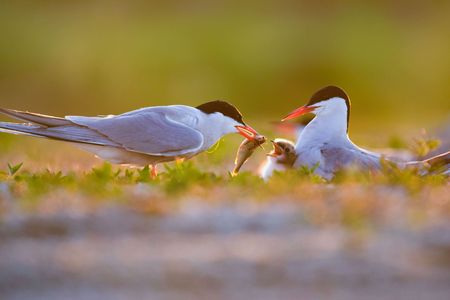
[0,0,449,137]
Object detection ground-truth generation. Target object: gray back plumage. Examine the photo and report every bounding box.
[67,109,204,156]
[1,106,205,156]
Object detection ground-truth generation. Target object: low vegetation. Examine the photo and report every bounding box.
[0,134,447,232]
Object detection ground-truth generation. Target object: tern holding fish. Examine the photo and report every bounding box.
[0,100,259,177]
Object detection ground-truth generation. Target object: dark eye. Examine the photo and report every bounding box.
[285,148,290,153]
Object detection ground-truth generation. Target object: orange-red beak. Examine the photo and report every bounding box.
[235,125,258,140]
[282,105,318,121]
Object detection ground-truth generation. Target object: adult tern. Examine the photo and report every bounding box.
[0,100,258,177]
[282,86,449,179]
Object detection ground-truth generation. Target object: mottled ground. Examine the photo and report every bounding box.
[0,136,449,300]
[1,192,450,300]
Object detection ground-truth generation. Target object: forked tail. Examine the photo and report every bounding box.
[0,108,118,147]
[407,151,450,174]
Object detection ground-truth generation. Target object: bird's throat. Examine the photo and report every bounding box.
[296,110,349,148]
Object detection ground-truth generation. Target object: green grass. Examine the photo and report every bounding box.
[0,128,448,231]
[1,151,447,220]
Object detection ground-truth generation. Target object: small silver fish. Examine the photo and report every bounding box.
[232,135,266,175]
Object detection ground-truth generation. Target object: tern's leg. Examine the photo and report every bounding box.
[150,164,158,179]
[175,157,185,164]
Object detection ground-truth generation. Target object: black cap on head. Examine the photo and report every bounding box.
[196,100,245,125]
[308,86,350,106]
[308,85,351,132]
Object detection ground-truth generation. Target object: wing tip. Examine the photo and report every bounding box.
[0,107,15,115]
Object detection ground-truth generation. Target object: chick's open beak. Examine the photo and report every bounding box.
[282,105,318,121]
[235,125,258,140]
[267,140,283,157]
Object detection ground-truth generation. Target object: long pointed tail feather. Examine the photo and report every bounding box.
[0,108,70,127]
[0,122,50,138]
[0,121,120,147]
[406,151,450,174]
[422,151,450,173]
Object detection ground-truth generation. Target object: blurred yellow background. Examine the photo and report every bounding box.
[0,0,449,137]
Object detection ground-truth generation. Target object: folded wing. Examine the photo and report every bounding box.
[66,110,204,156]
[1,107,204,156]
[321,146,381,174]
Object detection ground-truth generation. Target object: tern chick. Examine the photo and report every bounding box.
[259,138,297,181]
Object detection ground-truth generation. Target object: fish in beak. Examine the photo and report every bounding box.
[282,105,318,121]
[232,134,266,175]
[235,125,259,140]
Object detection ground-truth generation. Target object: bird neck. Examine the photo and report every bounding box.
[296,107,350,149]
[198,113,238,149]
